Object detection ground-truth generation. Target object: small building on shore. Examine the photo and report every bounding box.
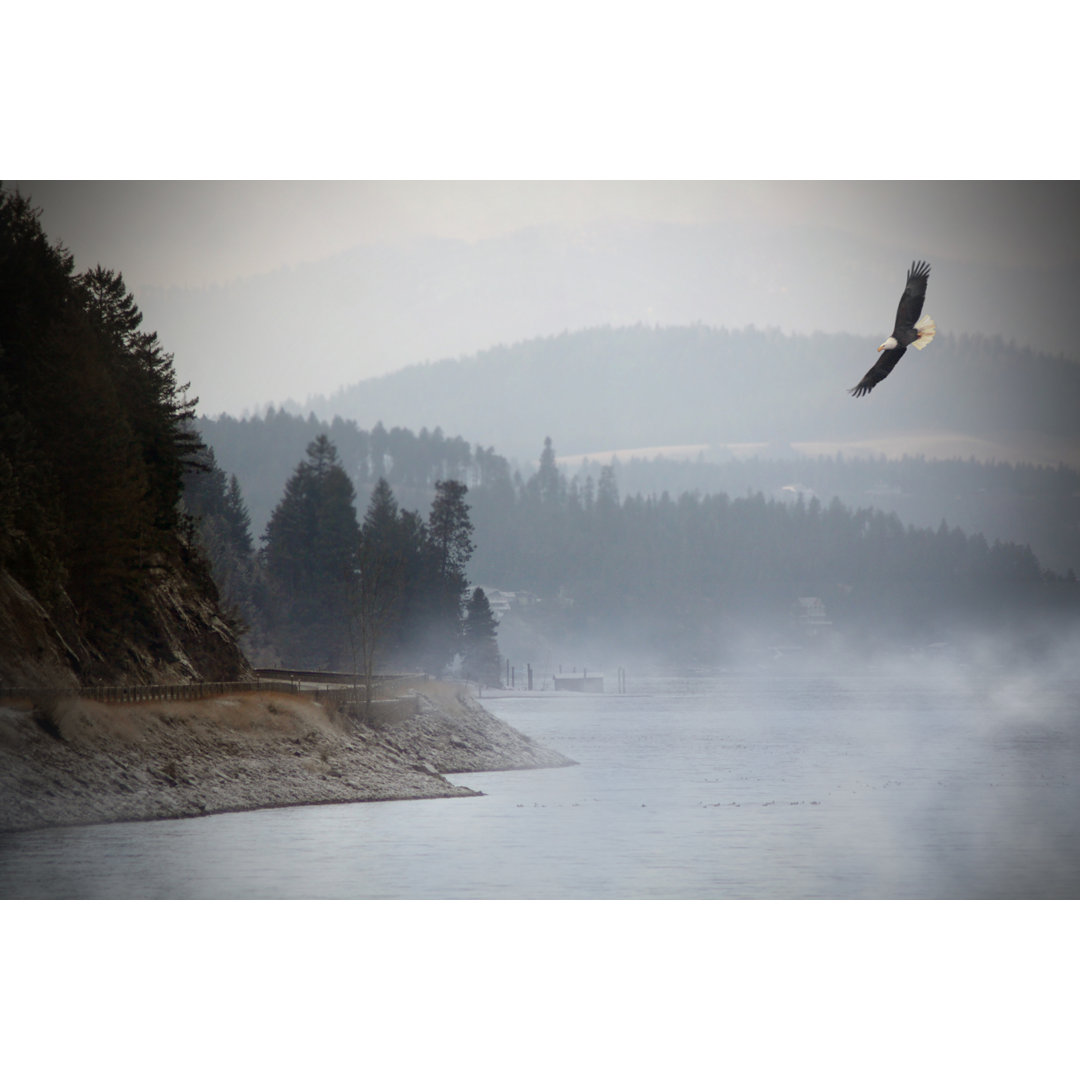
[553,673,604,693]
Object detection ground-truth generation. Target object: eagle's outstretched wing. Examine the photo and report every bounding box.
[849,345,907,398]
[893,260,931,339]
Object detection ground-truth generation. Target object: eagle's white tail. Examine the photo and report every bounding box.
[912,314,936,350]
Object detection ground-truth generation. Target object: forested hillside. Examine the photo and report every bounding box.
[198,411,1080,577]
[303,324,1080,464]
[571,453,1080,577]
[192,419,1079,670]
[0,188,249,686]
[465,441,1078,661]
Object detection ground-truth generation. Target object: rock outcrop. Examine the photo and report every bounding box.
[0,537,252,690]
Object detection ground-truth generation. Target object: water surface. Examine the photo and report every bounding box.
[3,667,1078,898]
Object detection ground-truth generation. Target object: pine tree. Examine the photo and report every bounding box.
[353,477,408,706]
[224,474,254,556]
[462,587,501,687]
[392,509,432,667]
[182,447,260,639]
[78,265,202,533]
[419,479,475,673]
[536,435,564,505]
[261,437,358,668]
[427,478,475,581]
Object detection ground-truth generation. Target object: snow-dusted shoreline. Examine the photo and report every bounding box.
[0,682,575,832]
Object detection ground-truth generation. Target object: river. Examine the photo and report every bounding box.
[2,663,1079,899]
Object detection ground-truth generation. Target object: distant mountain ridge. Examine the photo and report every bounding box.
[137,218,1080,419]
[302,324,1080,466]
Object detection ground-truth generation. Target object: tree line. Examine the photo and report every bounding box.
[198,407,1080,582]
[190,427,1080,673]
[197,409,485,537]
[466,437,1078,653]
[567,451,1080,578]
[183,436,501,690]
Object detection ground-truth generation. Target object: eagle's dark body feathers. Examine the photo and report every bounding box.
[849,260,933,398]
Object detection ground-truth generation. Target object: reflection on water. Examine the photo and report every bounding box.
[2,669,1079,898]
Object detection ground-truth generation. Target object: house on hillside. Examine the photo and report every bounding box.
[476,588,539,618]
[481,588,514,618]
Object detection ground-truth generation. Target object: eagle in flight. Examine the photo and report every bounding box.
[849,260,936,397]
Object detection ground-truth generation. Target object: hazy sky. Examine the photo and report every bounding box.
[14,180,1080,292]
[9,180,1079,421]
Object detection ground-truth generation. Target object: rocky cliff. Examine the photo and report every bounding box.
[0,537,251,690]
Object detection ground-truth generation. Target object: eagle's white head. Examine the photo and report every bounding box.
[877,336,898,352]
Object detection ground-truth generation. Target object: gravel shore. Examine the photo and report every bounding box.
[0,681,575,832]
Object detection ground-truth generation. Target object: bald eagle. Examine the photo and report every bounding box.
[849,260,936,397]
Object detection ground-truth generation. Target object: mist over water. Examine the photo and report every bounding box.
[487,636,1080,900]
[2,628,1076,900]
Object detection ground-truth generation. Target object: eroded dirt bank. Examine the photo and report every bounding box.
[0,682,575,832]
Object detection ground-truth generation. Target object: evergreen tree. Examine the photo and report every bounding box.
[354,477,408,705]
[597,464,619,512]
[393,509,433,667]
[224,474,254,556]
[420,480,474,672]
[427,478,475,582]
[78,265,202,532]
[182,446,261,641]
[462,587,501,686]
[261,437,358,668]
[535,435,564,505]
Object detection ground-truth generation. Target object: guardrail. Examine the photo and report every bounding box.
[253,668,419,685]
[0,673,424,708]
